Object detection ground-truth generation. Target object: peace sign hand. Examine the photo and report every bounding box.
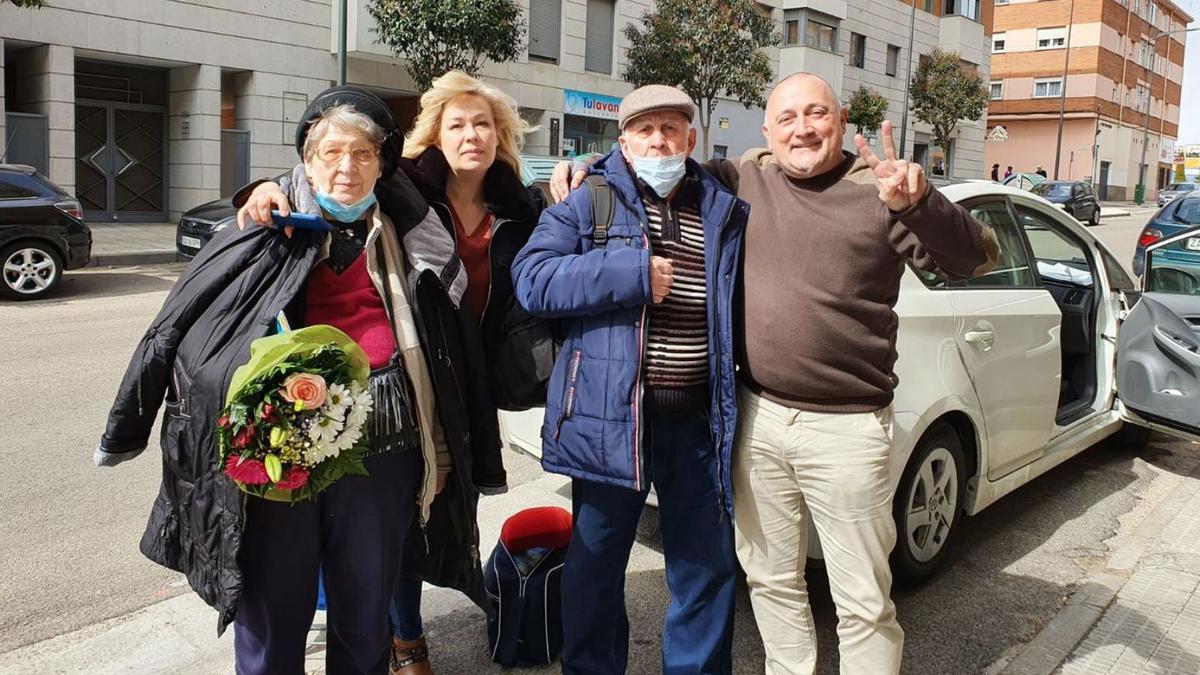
[854,120,927,213]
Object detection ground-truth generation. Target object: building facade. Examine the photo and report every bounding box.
[985,0,1191,201]
[0,0,993,223]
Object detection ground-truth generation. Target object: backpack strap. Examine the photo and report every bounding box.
[584,174,613,249]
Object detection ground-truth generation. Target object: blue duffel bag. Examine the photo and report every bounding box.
[483,506,573,667]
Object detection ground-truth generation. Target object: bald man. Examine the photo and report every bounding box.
[553,73,999,674]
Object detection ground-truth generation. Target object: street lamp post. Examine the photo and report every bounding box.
[898,0,918,160]
[1136,26,1199,205]
[337,0,348,86]
[1052,0,1077,180]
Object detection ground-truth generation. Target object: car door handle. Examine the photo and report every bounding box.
[964,329,995,348]
[1153,326,1200,367]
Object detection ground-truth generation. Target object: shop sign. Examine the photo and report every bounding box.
[564,89,622,121]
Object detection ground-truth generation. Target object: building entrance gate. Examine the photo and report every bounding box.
[75,100,167,222]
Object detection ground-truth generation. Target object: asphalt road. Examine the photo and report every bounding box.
[2,206,1194,674]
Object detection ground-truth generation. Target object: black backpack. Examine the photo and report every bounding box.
[483,507,573,667]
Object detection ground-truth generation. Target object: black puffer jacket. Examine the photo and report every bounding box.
[400,149,550,410]
[98,173,488,633]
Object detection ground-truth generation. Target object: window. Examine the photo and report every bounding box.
[886,44,901,77]
[1034,78,1063,98]
[785,19,800,45]
[989,82,1003,100]
[850,32,866,68]
[805,16,838,52]
[784,10,840,52]
[1017,206,1094,290]
[584,0,615,74]
[952,199,1037,288]
[1148,2,1157,24]
[0,181,37,200]
[943,0,981,20]
[993,33,1006,52]
[1037,27,1067,49]
[528,0,562,62]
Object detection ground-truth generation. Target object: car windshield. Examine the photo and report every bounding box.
[1165,183,1195,192]
[1172,199,1200,225]
[1032,182,1072,198]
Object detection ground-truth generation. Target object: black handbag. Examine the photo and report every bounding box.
[488,299,559,411]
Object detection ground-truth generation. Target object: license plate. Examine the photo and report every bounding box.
[180,235,202,249]
[1186,238,1200,252]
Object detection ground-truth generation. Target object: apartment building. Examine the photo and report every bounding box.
[985,0,1192,201]
[0,0,993,223]
[767,0,996,177]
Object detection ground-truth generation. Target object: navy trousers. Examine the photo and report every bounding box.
[561,410,737,675]
[234,448,423,675]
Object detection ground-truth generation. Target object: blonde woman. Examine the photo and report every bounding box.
[239,71,550,675]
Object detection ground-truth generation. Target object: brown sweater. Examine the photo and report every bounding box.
[708,151,999,413]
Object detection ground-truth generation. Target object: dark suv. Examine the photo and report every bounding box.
[0,164,92,300]
[1031,180,1101,226]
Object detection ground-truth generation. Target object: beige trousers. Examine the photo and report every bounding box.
[732,385,903,675]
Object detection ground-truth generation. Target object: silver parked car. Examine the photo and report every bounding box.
[1158,182,1197,207]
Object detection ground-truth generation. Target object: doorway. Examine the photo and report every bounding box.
[1098,161,1110,201]
[75,102,167,221]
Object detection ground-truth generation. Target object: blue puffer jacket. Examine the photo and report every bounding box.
[512,149,747,514]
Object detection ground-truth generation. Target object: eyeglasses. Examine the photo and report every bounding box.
[316,145,380,165]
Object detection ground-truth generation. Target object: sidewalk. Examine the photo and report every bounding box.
[87,222,181,267]
[999,464,1200,675]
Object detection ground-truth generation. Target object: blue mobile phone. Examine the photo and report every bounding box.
[270,210,332,231]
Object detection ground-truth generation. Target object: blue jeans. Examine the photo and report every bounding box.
[388,577,424,641]
[560,410,737,675]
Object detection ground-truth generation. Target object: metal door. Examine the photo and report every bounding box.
[1099,161,1110,201]
[221,129,250,197]
[3,113,49,174]
[75,101,167,221]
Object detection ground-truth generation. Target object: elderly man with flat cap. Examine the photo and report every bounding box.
[513,85,748,674]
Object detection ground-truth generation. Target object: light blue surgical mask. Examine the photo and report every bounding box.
[631,153,687,198]
[315,190,377,223]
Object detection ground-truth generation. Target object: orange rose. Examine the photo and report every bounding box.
[280,372,327,410]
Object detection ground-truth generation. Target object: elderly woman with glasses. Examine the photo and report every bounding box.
[232,86,475,675]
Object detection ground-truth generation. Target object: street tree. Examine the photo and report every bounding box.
[623,0,778,160]
[908,49,988,178]
[367,0,525,92]
[847,86,889,138]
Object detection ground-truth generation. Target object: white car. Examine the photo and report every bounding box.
[500,182,1200,584]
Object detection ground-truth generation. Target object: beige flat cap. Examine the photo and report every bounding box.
[618,85,695,129]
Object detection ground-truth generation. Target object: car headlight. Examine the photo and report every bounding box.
[213,221,230,233]
[1053,203,1066,210]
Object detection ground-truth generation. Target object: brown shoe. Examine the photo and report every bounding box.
[390,636,433,675]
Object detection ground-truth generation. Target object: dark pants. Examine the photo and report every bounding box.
[234,449,423,675]
[561,410,737,675]
[388,576,424,641]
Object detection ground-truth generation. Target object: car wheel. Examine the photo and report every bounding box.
[891,424,966,586]
[0,241,63,301]
[1089,208,1099,227]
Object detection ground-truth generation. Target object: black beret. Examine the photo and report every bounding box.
[295,85,402,178]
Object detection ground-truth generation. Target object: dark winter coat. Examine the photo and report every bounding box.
[98,171,491,632]
[511,150,748,514]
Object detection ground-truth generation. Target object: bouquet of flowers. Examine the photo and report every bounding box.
[217,325,374,502]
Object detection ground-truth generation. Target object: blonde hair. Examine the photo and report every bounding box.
[404,71,533,177]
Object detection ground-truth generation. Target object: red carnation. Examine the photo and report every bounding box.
[225,455,270,485]
[260,404,276,422]
[232,426,256,449]
[274,467,310,490]
[217,415,231,430]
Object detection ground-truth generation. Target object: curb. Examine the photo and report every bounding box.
[996,461,1200,675]
[88,251,183,267]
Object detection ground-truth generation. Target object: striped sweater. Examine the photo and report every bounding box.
[641,178,709,412]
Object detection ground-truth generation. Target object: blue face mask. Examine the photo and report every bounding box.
[315,190,378,223]
[631,153,687,197]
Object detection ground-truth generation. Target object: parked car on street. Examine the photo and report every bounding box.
[1031,180,1101,226]
[1157,182,1197,208]
[1001,172,1047,191]
[500,182,1200,584]
[0,164,91,300]
[1132,193,1200,277]
[176,195,236,260]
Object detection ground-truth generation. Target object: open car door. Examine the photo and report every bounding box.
[1117,225,1200,441]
